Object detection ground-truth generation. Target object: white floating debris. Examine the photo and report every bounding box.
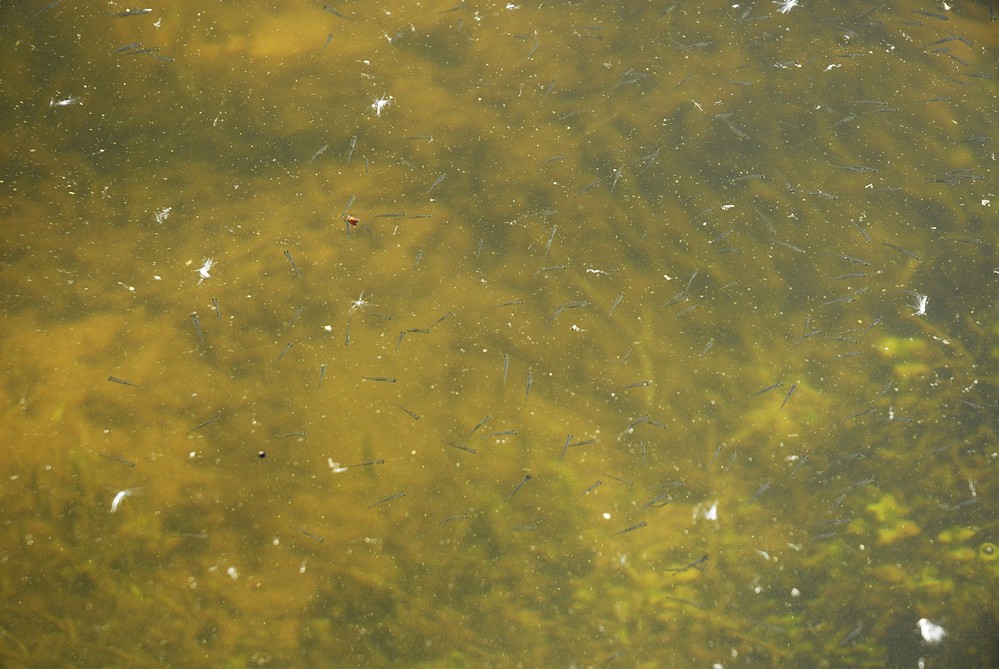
[693,500,719,522]
[110,488,139,513]
[371,94,393,117]
[196,257,214,284]
[704,501,719,521]
[917,618,946,645]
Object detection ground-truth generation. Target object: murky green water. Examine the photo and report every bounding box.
[1,1,997,667]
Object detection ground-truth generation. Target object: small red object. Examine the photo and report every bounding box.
[346,216,359,227]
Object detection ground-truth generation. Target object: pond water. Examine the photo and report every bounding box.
[1,1,996,667]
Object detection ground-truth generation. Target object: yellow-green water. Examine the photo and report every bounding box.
[1,1,997,667]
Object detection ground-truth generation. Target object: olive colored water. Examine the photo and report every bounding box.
[1,1,997,667]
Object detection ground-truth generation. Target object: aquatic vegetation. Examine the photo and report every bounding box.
[2,1,997,667]
[865,493,922,546]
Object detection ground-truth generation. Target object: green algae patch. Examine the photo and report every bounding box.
[937,525,977,545]
[875,336,933,379]
[874,336,935,378]
[866,493,921,546]
[936,526,979,562]
[875,336,928,358]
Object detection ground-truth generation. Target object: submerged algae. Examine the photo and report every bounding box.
[866,493,922,546]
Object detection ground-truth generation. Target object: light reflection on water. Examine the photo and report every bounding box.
[1,1,996,667]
